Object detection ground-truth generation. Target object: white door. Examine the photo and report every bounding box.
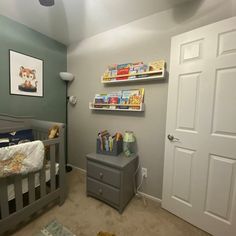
[162,17,236,236]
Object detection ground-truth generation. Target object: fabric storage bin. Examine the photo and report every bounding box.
[96,138,123,156]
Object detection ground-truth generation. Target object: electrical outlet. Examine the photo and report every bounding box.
[141,167,147,178]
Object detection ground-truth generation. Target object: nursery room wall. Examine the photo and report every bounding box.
[67,0,236,199]
[0,15,67,123]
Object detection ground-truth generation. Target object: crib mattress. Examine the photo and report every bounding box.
[7,162,59,201]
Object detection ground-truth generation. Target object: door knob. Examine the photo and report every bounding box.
[167,134,180,142]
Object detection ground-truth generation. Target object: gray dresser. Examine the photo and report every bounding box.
[86,153,138,213]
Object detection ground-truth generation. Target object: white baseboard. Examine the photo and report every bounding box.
[68,164,162,203]
[67,164,86,174]
[137,191,162,203]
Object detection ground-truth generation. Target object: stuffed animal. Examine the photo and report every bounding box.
[48,125,59,139]
[45,125,60,155]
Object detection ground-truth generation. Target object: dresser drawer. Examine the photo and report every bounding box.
[87,161,120,188]
[87,177,120,206]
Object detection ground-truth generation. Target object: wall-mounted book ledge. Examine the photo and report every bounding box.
[89,88,145,112]
[101,60,166,84]
[89,102,145,112]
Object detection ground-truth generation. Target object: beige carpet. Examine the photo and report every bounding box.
[10,169,210,236]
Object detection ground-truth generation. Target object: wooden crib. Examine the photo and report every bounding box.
[0,114,67,235]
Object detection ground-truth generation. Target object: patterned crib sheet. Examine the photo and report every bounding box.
[0,140,44,177]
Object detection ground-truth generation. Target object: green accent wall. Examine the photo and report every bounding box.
[0,15,67,123]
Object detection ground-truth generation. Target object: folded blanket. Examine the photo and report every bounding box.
[0,140,45,178]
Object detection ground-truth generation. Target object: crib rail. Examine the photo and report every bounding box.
[0,123,66,234]
[0,178,9,218]
[0,114,32,133]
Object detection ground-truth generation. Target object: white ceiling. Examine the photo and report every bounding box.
[0,0,192,45]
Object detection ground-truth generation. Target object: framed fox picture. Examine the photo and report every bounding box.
[9,50,44,97]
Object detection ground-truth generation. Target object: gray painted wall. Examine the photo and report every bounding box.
[67,0,236,199]
[0,15,67,123]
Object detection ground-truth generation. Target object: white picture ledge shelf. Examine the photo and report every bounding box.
[101,69,166,84]
[89,102,145,112]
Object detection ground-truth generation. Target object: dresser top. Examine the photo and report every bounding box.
[86,153,137,169]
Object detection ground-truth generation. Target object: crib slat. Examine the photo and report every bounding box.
[33,130,37,140]
[59,133,66,205]
[40,133,44,140]
[14,176,23,211]
[28,173,35,203]
[0,178,9,218]
[34,131,38,140]
[40,166,46,197]
[50,144,56,192]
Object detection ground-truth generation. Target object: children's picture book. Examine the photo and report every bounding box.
[129,62,144,79]
[119,90,132,109]
[148,60,165,71]
[103,64,117,80]
[107,91,122,109]
[116,63,131,80]
[94,94,108,108]
[108,64,117,77]
[120,88,144,109]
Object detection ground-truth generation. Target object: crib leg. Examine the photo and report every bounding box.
[58,173,67,206]
[59,195,66,206]
[59,186,67,206]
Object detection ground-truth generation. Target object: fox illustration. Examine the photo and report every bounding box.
[19,66,38,90]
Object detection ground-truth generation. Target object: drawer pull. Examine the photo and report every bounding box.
[98,188,103,195]
[99,172,103,179]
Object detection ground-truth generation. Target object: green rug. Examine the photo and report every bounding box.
[36,220,76,236]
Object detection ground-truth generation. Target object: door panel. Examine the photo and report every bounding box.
[218,30,236,56]
[205,155,236,221]
[162,17,236,236]
[212,67,236,137]
[172,147,195,206]
[176,73,200,132]
[180,39,204,63]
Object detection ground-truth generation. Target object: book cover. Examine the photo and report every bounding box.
[116,63,131,80]
[107,91,122,109]
[121,89,144,110]
[148,60,165,71]
[94,94,108,108]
